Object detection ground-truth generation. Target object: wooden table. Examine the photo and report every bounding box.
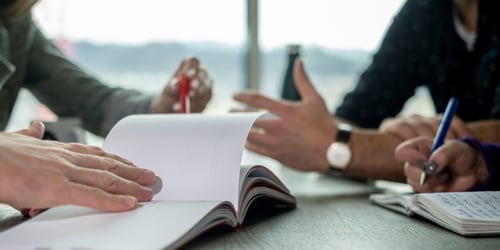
[179,167,500,249]
[1,155,499,249]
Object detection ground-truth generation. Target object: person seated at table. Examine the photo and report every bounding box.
[395,135,500,192]
[0,121,156,217]
[233,0,500,182]
[0,0,213,137]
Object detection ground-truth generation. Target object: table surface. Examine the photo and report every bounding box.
[1,154,500,250]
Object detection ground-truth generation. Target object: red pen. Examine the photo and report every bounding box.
[178,74,192,113]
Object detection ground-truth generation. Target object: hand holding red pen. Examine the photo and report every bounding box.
[151,57,213,114]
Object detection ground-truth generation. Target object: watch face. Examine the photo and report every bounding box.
[326,142,351,170]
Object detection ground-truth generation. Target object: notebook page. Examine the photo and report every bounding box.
[369,194,415,216]
[414,192,500,221]
[103,113,264,210]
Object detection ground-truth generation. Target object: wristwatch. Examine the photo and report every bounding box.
[326,123,352,171]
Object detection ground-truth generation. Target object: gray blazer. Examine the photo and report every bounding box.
[0,14,153,136]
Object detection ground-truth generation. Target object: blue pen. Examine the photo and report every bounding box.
[420,97,459,185]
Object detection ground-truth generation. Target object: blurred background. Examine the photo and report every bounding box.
[7,0,435,143]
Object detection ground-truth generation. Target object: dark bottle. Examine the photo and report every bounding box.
[280,44,301,101]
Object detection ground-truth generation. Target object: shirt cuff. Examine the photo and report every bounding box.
[461,136,494,191]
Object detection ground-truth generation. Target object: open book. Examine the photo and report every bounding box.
[370,191,500,236]
[0,113,296,250]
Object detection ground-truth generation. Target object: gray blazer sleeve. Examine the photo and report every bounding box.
[23,19,153,137]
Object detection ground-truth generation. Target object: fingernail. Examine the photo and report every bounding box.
[169,79,179,92]
[186,68,196,78]
[425,161,439,174]
[170,77,178,85]
[125,196,137,208]
[142,169,156,180]
[416,159,427,170]
[191,79,200,88]
[142,187,154,197]
[172,102,181,112]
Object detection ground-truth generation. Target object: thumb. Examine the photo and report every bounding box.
[17,121,46,139]
[293,58,322,102]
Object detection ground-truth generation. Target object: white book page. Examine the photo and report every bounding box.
[103,113,264,209]
[415,191,500,221]
[369,194,415,216]
[0,113,273,249]
[0,201,221,250]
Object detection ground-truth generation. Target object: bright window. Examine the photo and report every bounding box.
[32,0,247,113]
[8,0,435,138]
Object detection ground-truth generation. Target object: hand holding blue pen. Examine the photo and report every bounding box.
[420,97,459,185]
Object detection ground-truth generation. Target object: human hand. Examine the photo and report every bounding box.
[395,136,489,192]
[0,121,156,216]
[379,114,469,140]
[152,57,213,113]
[233,58,336,172]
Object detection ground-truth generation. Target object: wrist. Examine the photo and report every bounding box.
[474,154,489,186]
[325,123,352,172]
[461,136,493,191]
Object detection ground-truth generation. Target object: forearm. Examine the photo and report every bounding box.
[346,130,405,182]
[466,120,500,142]
[25,22,153,137]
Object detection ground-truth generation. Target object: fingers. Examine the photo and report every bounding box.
[293,58,322,102]
[404,162,444,193]
[169,58,202,96]
[233,91,290,115]
[244,119,284,159]
[70,152,157,186]
[14,121,46,139]
[429,142,466,172]
[378,115,469,141]
[61,182,139,212]
[411,118,438,137]
[66,167,153,202]
[245,120,282,149]
[448,116,470,138]
[30,121,46,139]
[394,137,433,163]
[245,140,273,159]
[404,140,479,193]
[246,130,276,151]
[156,57,211,114]
[175,57,200,77]
[57,143,157,186]
[63,143,134,165]
[380,115,439,140]
[387,121,420,140]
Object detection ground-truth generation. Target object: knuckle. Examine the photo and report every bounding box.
[104,158,120,172]
[247,94,260,103]
[92,146,107,157]
[185,57,200,66]
[101,172,120,189]
[68,143,85,151]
